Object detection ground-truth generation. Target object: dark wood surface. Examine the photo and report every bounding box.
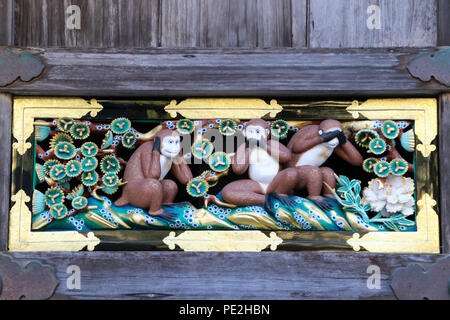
[6,251,446,300]
[0,94,11,251]
[2,47,449,97]
[440,93,450,254]
[11,0,441,49]
[438,0,450,46]
[13,0,307,48]
[0,0,14,46]
[309,0,437,48]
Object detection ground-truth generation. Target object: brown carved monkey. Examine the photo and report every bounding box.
[221,119,298,211]
[115,129,193,218]
[286,119,363,209]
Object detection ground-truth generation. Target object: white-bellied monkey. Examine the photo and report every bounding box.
[286,119,363,210]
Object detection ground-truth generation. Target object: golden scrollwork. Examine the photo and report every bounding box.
[347,193,439,253]
[164,98,284,119]
[346,99,437,158]
[163,231,283,251]
[9,190,100,251]
[10,98,103,252]
[13,97,103,155]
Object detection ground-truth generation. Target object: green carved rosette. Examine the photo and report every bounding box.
[70,123,90,140]
[71,196,88,210]
[208,152,231,172]
[49,163,67,181]
[54,142,76,160]
[81,142,98,157]
[187,178,209,197]
[102,173,119,187]
[111,117,131,134]
[219,119,237,136]
[355,129,379,148]
[362,157,378,173]
[382,120,399,139]
[49,204,68,220]
[369,138,386,155]
[122,131,137,148]
[44,187,65,207]
[373,160,390,178]
[65,160,82,178]
[390,159,408,176]
[270,120,289,139]
[191,139,214,159]
[56,117,75,132]
[81,171,99,187]
[43,159,61,175]
[81,157,98,172]
[176,119,194,135]
[100,155,120,174]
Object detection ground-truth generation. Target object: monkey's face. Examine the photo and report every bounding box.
[161,134,181,159]
[244,125,269,142]
[319,120,344,148]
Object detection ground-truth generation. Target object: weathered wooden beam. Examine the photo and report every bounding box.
[437,0,450,46]
[6,251,446,300]
[0,94,11,251]
[1,47,448,97]
[439,93,450,254]
[0,0,14,46]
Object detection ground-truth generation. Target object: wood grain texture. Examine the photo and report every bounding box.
[14,0,161,48]
[6,251,447,300]
[14,0,306,48]
[0,94,11,251]
[309,0,437,48]
[1,47,448,97]
[0,0,14,45]
[437,0,450,46]
[439,93,450,254]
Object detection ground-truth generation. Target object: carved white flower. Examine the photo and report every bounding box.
[362,175,414,217]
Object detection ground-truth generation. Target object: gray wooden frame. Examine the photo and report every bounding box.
[1,46,449,299]
[1,47,449,97]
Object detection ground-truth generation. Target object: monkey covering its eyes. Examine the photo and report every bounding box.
[286,119,363,210]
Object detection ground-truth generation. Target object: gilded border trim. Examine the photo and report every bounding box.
[9,97,439,253]
[9,98,102,251]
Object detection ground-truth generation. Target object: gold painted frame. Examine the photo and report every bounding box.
[9,97,439,253]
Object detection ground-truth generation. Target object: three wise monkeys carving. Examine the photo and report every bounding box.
[115,119,363,217]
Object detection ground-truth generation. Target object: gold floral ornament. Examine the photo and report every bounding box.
[164,98,284,119]
[163,231,283,251]
[13,98,103,155]
[346,99,437,158]
[9,190,100,251]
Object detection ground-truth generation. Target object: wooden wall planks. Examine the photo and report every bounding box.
[8,251,446,299]
[309,0,437,48]
[0,0,14,45]
[13,0,306,48]
[439,93,450,254]
[0,94,11,251]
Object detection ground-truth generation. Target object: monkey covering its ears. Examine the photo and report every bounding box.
[221,119,299,212]
[286,119,363,210]
[115,129,193,218]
